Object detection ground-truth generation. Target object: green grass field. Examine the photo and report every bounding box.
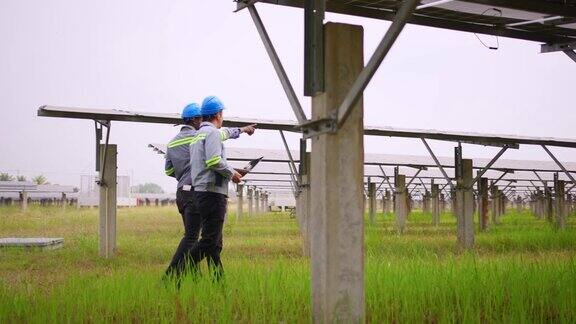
[0,205,575,323]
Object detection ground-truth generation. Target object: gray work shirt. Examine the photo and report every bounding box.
[165,124,240,190]
[189,122,236,196]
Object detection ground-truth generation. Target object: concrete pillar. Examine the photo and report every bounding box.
[255,189,260,215]
[296,152,311,256]
[500,191,506,216]
[368,181,376,224]
[478,177,489,232]
[491,185,499,225]
[555,180,566,229]
[61,192,67,211]
[309,22,365,323]
[423,190,430,214]
[261,192,268,213]
[431,184,440,226]
[99,144,117,258]
[20,190,28,211]
[247,187,254,217]
[236,183,244,220]
[395,174,407,234]
[456,159,474,249]
[545,188,553,223]
[384,190,391,215]
[440,193,446,213]
[451,189,457,217]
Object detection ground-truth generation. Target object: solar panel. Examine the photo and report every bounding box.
[252,0,576,43]
[40,106,576,148]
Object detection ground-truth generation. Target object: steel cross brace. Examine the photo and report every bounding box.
[487,171,511,191]
[94,120,111,187]
[376,178,386,192]
[279,130,300,191]
[565,50,576,63]
[541,145,576,190]
[378,165,395,192]
[421,138,455,191]
[247,5,308,124]
[468,145,511,190]
[406,169,423,188]
[532,171,550,194]
[336,0,419,128]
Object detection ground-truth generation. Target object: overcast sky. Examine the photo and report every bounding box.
[1,0,575,193]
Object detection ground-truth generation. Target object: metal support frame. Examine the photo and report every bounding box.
[378,165,395,191]
[94,120,111,187]
[247,5,308,124]
[279,130,300,188]
[541,145,576,188]
[304,0,325,96]
[541,41,576,53]
[532,171,550,193]
[336,0,418,128]
[406,169,423,188]
[421,138,455,190]
[564,50,576,63]
[488,171,511,191]
[469,145,510,189]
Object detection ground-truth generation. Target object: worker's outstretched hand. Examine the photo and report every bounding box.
[241,124,257,136]
[231,171,243,184]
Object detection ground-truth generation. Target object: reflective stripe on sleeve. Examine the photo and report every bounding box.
[165,167,175,176]
[205,155,222,168]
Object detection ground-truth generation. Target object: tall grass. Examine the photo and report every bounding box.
[0,206,574,323]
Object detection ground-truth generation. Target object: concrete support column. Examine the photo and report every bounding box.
[423,190,430,214]
[99,144,117,258]
[61,192,67,211]
[545,189,553,223]
[451,189,457,217]
[20,190,28,212]
[500,191,506,216]
[431,184,440,226]
[309,22,365,323]
[247,187,254,217]
[368,181,376,223]
[236,183,244,220]
[491,185,499,225]
[255,189,260,215]
[296,152,311,256]
[440,193,446,213]
[535,190,543,218]
[456,159,474,249]
[384,190,391,215]
[555,180,566,229]
[478,177,489,232]
[394,174,407,234]
[262,192,268,213]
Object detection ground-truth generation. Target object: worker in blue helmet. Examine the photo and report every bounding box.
[164,100,255,284]
[187,96,251,279]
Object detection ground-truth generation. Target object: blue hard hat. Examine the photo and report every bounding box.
[201,96,225,116]
[181,103,201,119]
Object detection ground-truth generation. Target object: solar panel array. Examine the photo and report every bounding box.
[256,0,576,43]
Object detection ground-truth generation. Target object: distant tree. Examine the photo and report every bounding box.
[73,187,79,193]
[32,175,47,185]
[17,175,27,182]
[0,173,14,181]
[131,183,165,194]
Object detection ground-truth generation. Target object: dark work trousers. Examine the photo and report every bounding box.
[188,191,227,279]
[165,188,202,277]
